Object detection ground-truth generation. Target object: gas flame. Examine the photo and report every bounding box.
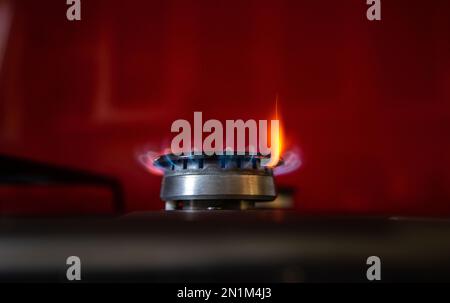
[274,147,302,176]
[137,148,171,176]
[264,95,283,167]
[264,96,302,174]
[138,96,301,176]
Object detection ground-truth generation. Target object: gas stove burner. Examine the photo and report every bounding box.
[154,153,281,210]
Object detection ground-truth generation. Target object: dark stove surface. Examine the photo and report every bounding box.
[1,211,450,282]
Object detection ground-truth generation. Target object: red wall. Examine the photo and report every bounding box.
[1,0,449,215]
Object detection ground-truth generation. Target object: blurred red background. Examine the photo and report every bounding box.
[0,0,449,216]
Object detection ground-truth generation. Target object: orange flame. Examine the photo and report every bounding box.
[264,95,283,167]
